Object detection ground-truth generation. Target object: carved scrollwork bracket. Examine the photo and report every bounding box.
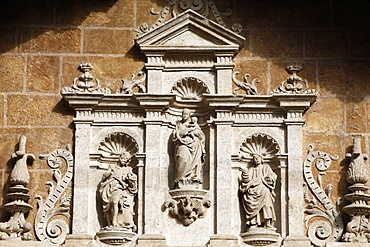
[164,189,210,226]
[303,145,344,247]
[35,144,74,245]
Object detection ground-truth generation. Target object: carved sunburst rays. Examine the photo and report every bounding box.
[239,134,280,159]
[171,77,210,100]
[98,132,139,158]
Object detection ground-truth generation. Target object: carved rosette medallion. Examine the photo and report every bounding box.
[96,132,139,245]
[35,145,74,245]
[342,137,370,243]
[0,136,35,241]
[302,145,343,247]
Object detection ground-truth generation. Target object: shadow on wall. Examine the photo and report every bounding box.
[0,0,369,98]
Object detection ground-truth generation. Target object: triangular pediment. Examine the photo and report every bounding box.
[136,9,245,53]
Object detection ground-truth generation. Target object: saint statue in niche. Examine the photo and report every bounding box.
[239,153,277,230]
[173,108,206,188]
[99,151,138,231]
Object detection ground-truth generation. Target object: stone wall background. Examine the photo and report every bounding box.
[0,0,369,240]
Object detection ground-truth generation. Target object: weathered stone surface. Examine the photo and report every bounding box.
[0,28,16,53]
[318,60,370,97]
[0,56,24,92]
[346,98,367,133]
[26,56,59,93]
[305,97,345,134]
[251,31,303,58]
[136,0,169,30]
[305,30,349,58]
[7,95,73,126]
[19,28,81,53]
[83,29,136,55]
[350,31,370,57]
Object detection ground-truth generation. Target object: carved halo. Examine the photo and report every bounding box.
[239,133,280,159]
[171,77,210,100]
[98,132,139,159]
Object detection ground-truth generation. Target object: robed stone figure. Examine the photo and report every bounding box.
[239,154,277,230]
[99,151,137,230]
[173,108,206,188]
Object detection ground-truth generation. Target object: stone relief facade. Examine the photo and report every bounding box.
[0,2,367,247]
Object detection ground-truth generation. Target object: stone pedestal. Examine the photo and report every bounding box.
[136,234,166,247]
[241,228,280,246]
[64,234,94,247]
[209,234,239,247]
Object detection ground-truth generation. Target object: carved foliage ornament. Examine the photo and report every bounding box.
[303,145,343,247]
[121,71,146,94]
[232,71,260,95]
[35,145,74,245]
[61,63,111,94]
[138,0,243,35]
[270,63,318,95]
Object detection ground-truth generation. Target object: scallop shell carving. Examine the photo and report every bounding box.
[98,132,138,158]
[239,133,280,158]
[171,77,210,100]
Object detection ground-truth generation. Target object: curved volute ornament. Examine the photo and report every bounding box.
[121,71,146,94]
[35,144,74,245]
[0,136,34,241]
[302,145,343,247]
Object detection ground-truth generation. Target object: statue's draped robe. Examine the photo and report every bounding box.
[240,164,277,226]
[173,120,206,183]
[99,166,137,228]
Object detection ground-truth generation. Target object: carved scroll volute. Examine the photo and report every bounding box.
[96,132,139,245]
[302,145,344,247]
[35,144,74,245]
